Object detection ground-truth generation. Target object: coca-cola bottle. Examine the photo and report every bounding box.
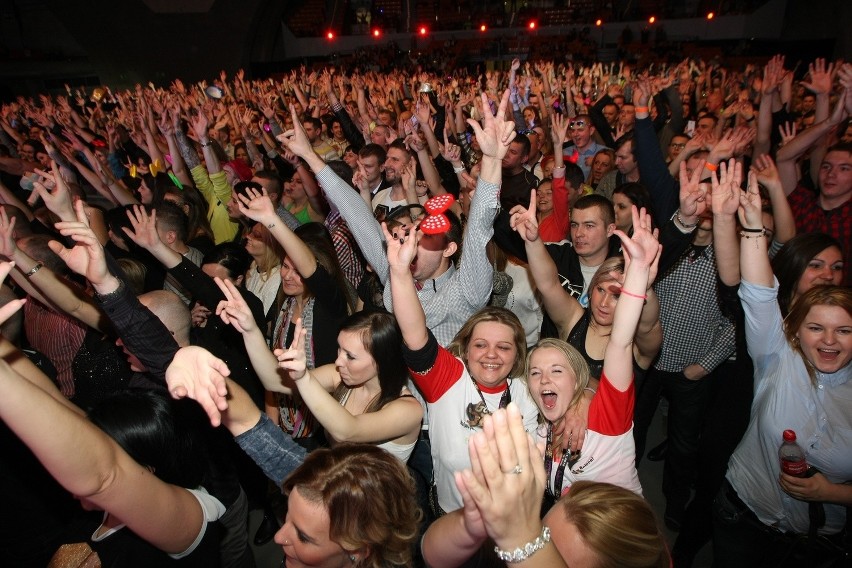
[779,429,808,477]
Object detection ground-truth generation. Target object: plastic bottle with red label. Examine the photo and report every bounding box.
[778,429,808,477]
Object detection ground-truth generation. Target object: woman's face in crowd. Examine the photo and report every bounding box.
[275,487,352,568]
[465,321,518,388]
[235,146,250,165]
[796,246,844,298]
[280,255,305,297]
[138,179,154,204]
[591,153,613,184]
[528,347,578,423]
[244,224,268,258]
[612,192,634,233]
[796,305,852,374]
[537,181,553,215]
[335,329,379,388]
[286,175,307,201]
[589,278,620,327]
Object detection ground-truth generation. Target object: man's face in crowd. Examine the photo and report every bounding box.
[383,147,408,184]
[359,155,382,185]
[801,94,816,113]
[19,144,35,162]
[331,122,344,140]
[696,116,716,136]
[570,119,594,150]
[501,140,528,173]
[302,122,320,143]
[818,150,852,204]
[706,90,724,113]
[602,104,618,126]
[371,125,388,146]
[615,140,637,176]
[570,206,614,260]
[668,135,689,161]
[618,104,636,129]
[842,124,852,144]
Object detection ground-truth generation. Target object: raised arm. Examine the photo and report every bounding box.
[711,159,744,287]
[274,321,423,443]
[386,221,429,350]
[604,206,660,392]
[510,194,583,334]
[214,276,293,394]
[237,185,317,278]
[738,171,774,287]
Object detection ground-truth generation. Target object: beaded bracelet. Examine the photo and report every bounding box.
[739,227,767,238]
[494,526,551,563]
[675,210,699,229]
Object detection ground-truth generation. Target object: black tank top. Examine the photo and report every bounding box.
[566,311,647,385]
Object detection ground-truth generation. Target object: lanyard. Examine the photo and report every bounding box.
[544,422,572,499]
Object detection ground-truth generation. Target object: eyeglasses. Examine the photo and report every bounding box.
[569,120,587,130]
[670,143,686,149]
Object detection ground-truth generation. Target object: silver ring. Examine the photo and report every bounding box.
[510,464,523,475]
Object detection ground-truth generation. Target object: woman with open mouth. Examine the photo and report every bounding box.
[523,205,661,506]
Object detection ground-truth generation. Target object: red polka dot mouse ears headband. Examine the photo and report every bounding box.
[419,194,456,235]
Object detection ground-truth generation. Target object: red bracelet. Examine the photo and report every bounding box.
[620,289,647,300]
[704,161,718,172]
[635,106,650,113]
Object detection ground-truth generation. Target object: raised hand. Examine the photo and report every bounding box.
[165,345,231,427]
[236,185,276,225]
[752,154,781,190]
[711,159,743,219]
[678,161,708,222]
[29,165,75,221]
[508,191,540,243]
[800,58,835,96]
[214,276,257,335]
[614,206,661,272]
[738,171,764,230]
[456,404,546,551]
[550,113,569,146]
[273,318,308,380]
[50,200,111,287]
[381,221,418,273]
[466,90,516,160]
[276,104,314,159]
[189,109,210,141]
[122,205,162,251]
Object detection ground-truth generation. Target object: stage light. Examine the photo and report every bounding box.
[648,16,656,24]
[596,19,602,26]
[419,26,428,35]
[480,24,487,32]
[327,31,334,40]
[706,12,714,19]
[528,21,537,30]
[373,28,381,37]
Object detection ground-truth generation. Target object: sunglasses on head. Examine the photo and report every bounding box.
[569,120,587,130]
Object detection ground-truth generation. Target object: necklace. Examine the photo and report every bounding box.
[544,422,579,498]
[462,375,511,429]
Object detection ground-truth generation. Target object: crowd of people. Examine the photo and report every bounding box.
[0,49,849,568]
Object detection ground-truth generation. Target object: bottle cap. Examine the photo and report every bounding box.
[782,429,796,442]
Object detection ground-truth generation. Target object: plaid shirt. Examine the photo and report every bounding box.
[653,243,736,374]
[787,184,851,285]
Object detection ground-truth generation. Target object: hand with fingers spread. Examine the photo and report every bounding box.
[455,404,546,552]
[165,345,231,427]
[273,318,308,380]
[29,165,75,221]
[235,185,277,226]
[122,204,163,251]
[778,121,796,147]
[800,58,835,96]
[214,276,258,335]
[752,154,781,191]
[711,159,743,220]
[50,200,113,290]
